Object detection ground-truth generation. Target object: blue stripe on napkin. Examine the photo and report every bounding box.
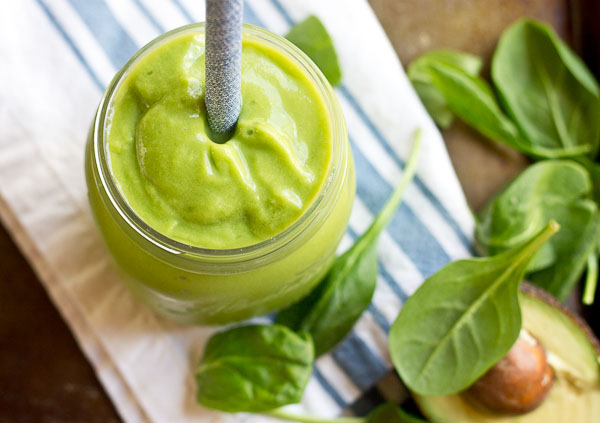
[269,0,294,25]
[35,0,104,91]
[314,367,347,408]
[332,333,389,391]
[243,1,263,26]
[171,0,195,25]
[68,0,137,69]
[380,266,410,302]
[368,304,391,333]
[133,0,167,33]
[351,135,451,275]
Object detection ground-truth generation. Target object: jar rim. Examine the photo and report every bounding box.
[93,23,348,264]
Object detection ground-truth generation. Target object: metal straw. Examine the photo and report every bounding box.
[205,0,243,138]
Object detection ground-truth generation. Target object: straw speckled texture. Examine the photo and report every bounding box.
[205,0,243,135]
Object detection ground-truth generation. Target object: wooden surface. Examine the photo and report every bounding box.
[0,220,121,422]
[0,1,596,421]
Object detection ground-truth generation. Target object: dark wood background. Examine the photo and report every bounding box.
[1,0,598,421]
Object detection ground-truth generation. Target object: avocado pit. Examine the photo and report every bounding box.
[467,331,554,415]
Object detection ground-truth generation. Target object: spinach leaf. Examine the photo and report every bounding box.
[529,211,600,300]
[583,251,599,305]
[425,61,587,158]
[277,130,423,356]
[492,19,600,158]
[574,156,600,204]
[268,409,365,423]
[476,160,600,300]
[367,402,429,423]
[389,222,559,396]
[267,402,428,423]
[408,49,483,128]
[427,62,520,146]
[195,324,313,412]
[286,15,342,86]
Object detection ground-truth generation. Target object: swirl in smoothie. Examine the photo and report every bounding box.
[107,33,332,249]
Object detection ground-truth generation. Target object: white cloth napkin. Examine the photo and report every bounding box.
[0,0,475,421]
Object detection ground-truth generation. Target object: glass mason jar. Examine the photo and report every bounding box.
[85,23,355,325]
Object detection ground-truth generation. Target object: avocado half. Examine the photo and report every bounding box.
[414,283,600,423]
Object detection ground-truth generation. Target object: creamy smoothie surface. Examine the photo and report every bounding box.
[107,33,333,249]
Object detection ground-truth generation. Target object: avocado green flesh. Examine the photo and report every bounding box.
[415,291,600,422]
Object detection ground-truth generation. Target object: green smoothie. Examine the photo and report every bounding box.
[87,25,354,324]
[108,33,332,249]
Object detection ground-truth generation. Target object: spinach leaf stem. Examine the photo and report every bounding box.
[267,409,366,423]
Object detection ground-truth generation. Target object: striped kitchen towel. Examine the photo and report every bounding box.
[0,0,474,421]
